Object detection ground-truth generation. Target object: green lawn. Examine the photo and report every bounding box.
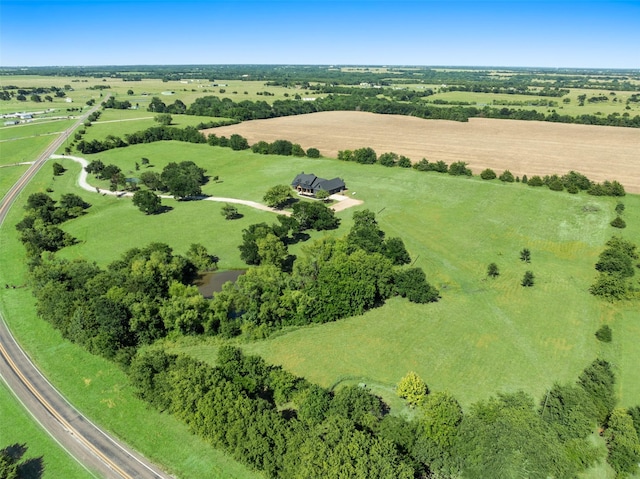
[0,119,74,142]
[0,135,58,165]
[0,164,28,200]
[42,140,640,412]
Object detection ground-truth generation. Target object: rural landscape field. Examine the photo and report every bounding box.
[1,60,639,479]
[209,112,640,192]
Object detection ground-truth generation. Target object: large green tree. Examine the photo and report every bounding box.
[605,408,640,476]
[132,189,162,214]
[160,161,206,199]
[458,392,576,479]
[263,184,293,209]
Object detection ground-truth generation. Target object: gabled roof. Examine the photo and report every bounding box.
[291,172,345,193]
[291,172,320,190]
[316,177,345,192]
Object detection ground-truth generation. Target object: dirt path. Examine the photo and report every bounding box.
[205,112,640,194]
[51,155,363,215]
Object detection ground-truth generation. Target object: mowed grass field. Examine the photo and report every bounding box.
[13,137,639,413]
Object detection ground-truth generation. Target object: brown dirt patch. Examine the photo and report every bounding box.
[204,111,640,193]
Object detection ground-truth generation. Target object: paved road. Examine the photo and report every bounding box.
[0,99,174,479]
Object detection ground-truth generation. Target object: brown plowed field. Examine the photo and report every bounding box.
[204,111,640,193]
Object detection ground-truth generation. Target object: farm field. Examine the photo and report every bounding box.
[208,111,640,193]
[1,67,639,478]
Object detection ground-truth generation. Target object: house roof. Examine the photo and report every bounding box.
[291,172,320,190]
[291,172,345,192]
[316,177,345,192]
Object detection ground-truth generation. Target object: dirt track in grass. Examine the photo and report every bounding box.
[204,111,640,193]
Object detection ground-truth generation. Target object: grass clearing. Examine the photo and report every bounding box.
[45,139,639,412]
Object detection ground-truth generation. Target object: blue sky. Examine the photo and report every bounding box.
[1,0,639,68]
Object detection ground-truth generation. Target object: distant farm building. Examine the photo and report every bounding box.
[291,172,346,196]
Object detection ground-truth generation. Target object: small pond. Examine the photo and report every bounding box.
[195,269,246,298]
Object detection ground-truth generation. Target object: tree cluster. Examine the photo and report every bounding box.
[217,210,435,338]
[129,346,413,478]
[26,242,214,364]
[376,152,412,168]
[15,193,88,260]
[87,159,208,199]
[250,139,308,157]
[84,159,126,190]
[590,236,639,301]
[102,96,131,110]
[129,346,640,479]
[180,90,640,127]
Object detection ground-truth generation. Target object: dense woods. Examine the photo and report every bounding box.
[128,346,639,479]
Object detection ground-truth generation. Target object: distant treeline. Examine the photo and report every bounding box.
[2,65,639,92]
[180,94,640,128]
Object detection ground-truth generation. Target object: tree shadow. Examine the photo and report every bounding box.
[287,232,310,245]
[1,444,45,479]
[154,205,174,214]
[282,254,297,273]
[18,457,45,479]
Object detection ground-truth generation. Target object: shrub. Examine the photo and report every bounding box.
[394,268,440,303]
[378,152,398,167]
[549,178,564,191]
[306,147,320,158]
[595,325,612,343]
[397,155,412,168]
[610,216,626,228]
[499,170,515,182]
[396,371,428,407]
[487,262,499,278]
[52,162,65,176]
[480,168,497,180]
[448,161,472,176]
[221,203,239,220]
[521,271,535,287]
[527,175,544,187]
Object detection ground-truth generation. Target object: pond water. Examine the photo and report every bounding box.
[195,269,245,298]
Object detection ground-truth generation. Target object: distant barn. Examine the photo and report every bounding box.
[291,172,346,196]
